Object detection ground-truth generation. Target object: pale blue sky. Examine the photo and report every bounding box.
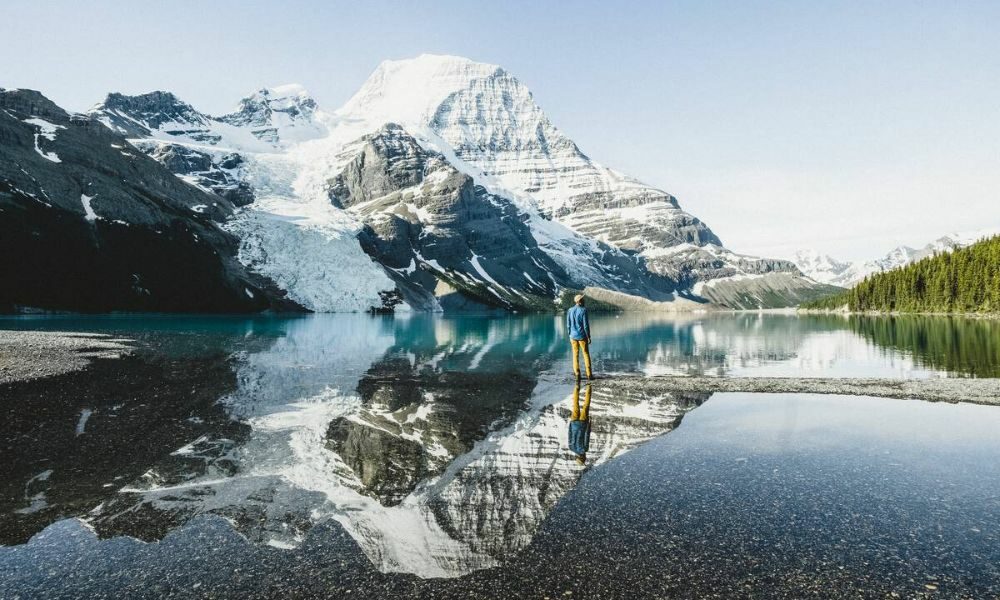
[4,0,999,260]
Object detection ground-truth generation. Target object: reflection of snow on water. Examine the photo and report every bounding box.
[64,312,983,578]
[91,312,703,577]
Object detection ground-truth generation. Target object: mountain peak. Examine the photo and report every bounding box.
[379,53,501,74]
[89,90,210,137]
[95,90,197,115]
[265,83,312,98]
[223,84,318,125]
[218,85,322,146]
[339,54,505,125]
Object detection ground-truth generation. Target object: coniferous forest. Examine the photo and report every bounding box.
[804,235,1000,313]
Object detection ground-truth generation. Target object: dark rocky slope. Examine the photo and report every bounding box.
[329,124,682,311]
[0,89,301,313]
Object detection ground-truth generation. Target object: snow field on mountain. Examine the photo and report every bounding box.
[224,144,398,312]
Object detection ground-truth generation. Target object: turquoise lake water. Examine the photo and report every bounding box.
[1,312,998,598]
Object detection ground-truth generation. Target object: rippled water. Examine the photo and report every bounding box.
[1,313,998,598]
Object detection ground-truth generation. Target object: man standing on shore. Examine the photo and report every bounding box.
[567,294,593,380]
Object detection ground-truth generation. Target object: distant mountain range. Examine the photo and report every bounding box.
[2,54,837,313]
[803,234,1000,314]
[793,229,1000,288]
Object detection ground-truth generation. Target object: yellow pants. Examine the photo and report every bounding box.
[571,382,592,420]
[570,339,592,377]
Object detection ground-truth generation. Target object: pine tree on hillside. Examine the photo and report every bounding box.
[803,235,1000,313]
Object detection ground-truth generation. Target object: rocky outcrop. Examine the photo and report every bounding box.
[333,54,831,309]
[92,91,220,142]
[348,56,723,253]
[328,124,566,310]
[218,84,324,145]
[139,142,254,206]
[328,124,686,310]
[0,89,300,312]
[88,88,402,313]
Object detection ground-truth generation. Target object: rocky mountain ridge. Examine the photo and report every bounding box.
[5,54,835,312]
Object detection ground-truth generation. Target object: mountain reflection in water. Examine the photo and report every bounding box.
[1,312,998,580]
[83,315,707,577]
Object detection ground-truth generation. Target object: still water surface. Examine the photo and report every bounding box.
[1,313,998,597]
[4,311,1000,377]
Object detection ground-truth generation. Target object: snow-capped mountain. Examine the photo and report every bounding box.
[794,230,1000,287]
[68,53,834,312]
[217,84,325,146]
[340,56,720,248]
[792,249,860,288]
[91,86,325,150]
[337,55,820,297]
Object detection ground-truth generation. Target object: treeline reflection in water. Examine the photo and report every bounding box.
[844,314,1000,377]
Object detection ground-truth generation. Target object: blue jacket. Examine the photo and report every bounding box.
[566,305,591,341]
[569,419,591,455]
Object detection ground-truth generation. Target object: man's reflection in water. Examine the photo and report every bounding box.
[568,382,592,465]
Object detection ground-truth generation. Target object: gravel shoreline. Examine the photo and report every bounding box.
[603,374,1000,406]
[0,330,133,385]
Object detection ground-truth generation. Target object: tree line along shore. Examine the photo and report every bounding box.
[803,235,1000,315]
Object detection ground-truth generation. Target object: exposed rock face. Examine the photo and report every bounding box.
[328,124,688,310]
[420,62,722,250]
[218,84,324,145]
[92,91,219,142]
[652,244,807,284]
[93,85,324,150]
[696,272,844,310]
[139,143,254,207]
[88,88,402,313]
[0,89,300,312]
[329,124,567,310]
[336,54,828,307]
